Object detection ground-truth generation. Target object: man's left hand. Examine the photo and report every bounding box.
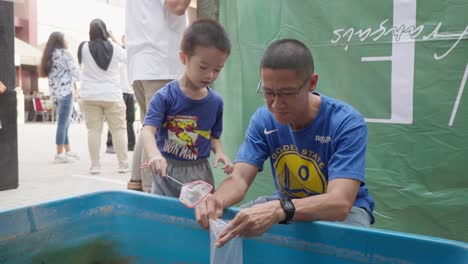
[215,200,285,247]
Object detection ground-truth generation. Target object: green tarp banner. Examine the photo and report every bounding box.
[211,0,468,242]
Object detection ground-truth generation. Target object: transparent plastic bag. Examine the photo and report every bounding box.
[209,218,243,264]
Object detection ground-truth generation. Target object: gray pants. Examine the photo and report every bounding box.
[241,196,372,227]
[151,158,214,198]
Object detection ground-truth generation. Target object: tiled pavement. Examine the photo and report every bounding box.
[0,122,137,211]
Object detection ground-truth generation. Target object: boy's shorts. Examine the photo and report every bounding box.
[151,157,214,198]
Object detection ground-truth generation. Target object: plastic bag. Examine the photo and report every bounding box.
[209,218,243,264]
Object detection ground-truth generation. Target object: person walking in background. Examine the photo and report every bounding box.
[142,19,234,197]
[78,18,129,174]
[106,35,136,154]
[39,32,80,164]
[125,0,190,191]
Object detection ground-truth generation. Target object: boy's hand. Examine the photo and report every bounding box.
[147,154,168,176]
[0,81,7,94]
[213,152,234,175]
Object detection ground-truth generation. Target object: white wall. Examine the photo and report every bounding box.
[37,0,125,54]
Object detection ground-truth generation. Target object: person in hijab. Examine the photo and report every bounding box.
[39,31,80,163]
[78,18,129,174]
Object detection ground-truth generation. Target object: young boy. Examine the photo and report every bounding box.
[141,19,234,197]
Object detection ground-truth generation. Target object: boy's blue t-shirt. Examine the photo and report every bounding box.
[144,80,223,160]
[236,93,375,223]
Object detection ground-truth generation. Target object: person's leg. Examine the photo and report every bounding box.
[60,94,79,159]
[55,95,67,153]
[128,81,145,190]
[124,93,136,150]
[130,80,171,192]
[151,158,179,197]
[140,80,172,192]
[132,80,146,122]
[105,101,129,172]
[54,93,74,163]
[151,158,214,197]
[142,80,170,114]
[339,206,371,227]
[80,100,105,173]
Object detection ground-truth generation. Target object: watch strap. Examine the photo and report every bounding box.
[279,198,295,224]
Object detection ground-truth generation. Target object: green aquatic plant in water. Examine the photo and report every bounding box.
[32,238,135,264]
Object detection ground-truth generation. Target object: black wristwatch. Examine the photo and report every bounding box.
[279,198,295,224]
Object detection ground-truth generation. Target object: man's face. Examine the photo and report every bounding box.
[180,46,229,89]
[260,68,314,126]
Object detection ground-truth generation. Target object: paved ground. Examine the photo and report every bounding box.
[0,122,139,211]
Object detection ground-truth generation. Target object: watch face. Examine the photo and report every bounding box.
[284,202,294,210]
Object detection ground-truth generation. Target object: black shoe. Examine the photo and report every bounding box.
[128,145,135,151]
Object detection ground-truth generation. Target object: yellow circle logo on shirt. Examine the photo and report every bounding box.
[274,151,327,198]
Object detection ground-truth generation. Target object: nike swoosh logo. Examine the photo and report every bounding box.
[264,128,278,135]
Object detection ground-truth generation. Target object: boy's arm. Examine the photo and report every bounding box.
[210,137,223,154]
[0,81,7,94]
[141,125,167,176]
[210,137,233,174]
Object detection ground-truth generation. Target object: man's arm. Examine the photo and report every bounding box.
[163,0,190,16]
[195,162,258,229]
[214,178,361,248]
[293,178,360,221]
[214,162,258,207]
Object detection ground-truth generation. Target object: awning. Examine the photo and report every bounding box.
[14,37,42,66]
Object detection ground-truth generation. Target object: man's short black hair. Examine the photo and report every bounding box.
[181,19,231,56]
[260,39,314,79]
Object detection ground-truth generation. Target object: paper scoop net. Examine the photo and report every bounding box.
[141,161,213,208]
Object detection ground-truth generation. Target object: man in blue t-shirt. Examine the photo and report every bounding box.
[195,39,375,247]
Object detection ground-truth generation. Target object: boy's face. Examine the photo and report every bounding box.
[180,46,229,88]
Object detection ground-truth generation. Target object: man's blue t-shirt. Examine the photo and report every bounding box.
[144,80,223,161]
[236,93,375,223]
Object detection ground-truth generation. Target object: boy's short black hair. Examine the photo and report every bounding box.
[261,39,314,80]
[181,19,231,56]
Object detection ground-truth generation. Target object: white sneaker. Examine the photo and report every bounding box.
[66,151,80,160]
[118,164,130,173]
[54,153,75,164]
[89,163,101,174]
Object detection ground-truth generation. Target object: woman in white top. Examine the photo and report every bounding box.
[39,31,80,164]
[78,18,128,174]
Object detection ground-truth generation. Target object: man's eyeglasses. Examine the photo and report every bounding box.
[257,78,310,101]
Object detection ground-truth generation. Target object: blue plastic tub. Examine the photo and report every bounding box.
[0,190,467,263]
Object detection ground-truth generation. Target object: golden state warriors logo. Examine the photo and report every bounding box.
[274,150,327,198]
